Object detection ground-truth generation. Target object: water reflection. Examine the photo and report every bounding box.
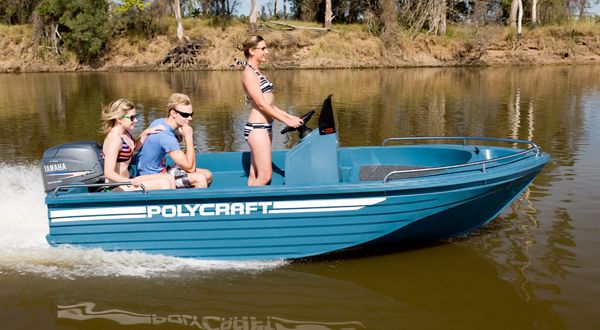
[1,66,597,162]
[1,66,600,328]
[4,245,557,329]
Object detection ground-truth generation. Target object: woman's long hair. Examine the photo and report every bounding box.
[100,99,135,134]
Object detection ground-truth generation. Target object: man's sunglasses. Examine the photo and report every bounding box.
[122,114,138,120]
[173,109,194,118]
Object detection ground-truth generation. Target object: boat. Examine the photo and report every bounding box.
[40,95,550,260]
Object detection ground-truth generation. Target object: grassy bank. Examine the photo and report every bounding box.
[1,18,600,73]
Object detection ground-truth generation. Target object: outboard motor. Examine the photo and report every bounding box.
[40,141,105,193]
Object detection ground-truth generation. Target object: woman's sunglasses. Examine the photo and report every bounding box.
[122,114,138,121]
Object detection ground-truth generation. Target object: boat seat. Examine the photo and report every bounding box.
[359,165,440,181]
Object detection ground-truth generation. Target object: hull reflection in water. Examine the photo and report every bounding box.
[58,302,365,329]
[47,245,561,330]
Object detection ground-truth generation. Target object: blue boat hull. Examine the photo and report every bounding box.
[45,143,548,260]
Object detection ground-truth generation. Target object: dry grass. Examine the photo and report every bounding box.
[1,19,600,72]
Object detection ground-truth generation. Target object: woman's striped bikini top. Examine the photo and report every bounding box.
[246,63,273,94]
[116,131,135,163]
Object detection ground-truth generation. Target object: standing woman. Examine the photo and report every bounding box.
[241,35,303,186]
[101,99,175,191]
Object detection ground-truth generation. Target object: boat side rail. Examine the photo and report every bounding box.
[52,182,147,196]
[381,138,543,183]
[382,136,540,154]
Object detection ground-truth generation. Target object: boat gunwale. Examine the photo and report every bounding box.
[44,153,550,206]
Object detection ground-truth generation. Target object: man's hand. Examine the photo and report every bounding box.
[179,125,193,139]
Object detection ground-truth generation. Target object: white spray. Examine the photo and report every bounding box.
[0,163,284,278]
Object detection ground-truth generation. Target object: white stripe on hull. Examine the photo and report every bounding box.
[50,206,146,218]
[49,197,386,223]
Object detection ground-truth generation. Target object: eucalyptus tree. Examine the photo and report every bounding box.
[324,0,332,28]
[510,0,519,27]
[174,0,185,47]
[532,0,538,26]
[516,0,523,35]
[249,0,258,32]
[398,0,448,36]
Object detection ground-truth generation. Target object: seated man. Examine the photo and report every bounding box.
[136,93,212,188]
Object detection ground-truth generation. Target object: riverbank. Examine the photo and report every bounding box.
[1,19,600,73]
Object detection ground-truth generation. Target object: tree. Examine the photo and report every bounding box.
[116,0,168,38]
[249,0,258,32]
[0,0,42,24]
[431,0,447,35]
[273,0,278,18]
[398,0,448,36]
[578,0,586,19]
[324,0,332,29]
[532,0,539,27]
[510,0,519,27]
[35,0,112,64]
[380,0,398,34]
[174,0,185,48]
[517,0,523,36]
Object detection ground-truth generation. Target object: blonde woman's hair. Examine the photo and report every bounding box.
[241,35,265,58]
[167,93,192,115]
[101,99,135,134]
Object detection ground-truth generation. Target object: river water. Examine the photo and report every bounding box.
[0,66,598,329]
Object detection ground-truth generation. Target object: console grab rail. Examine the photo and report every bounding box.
[383,136,540,150]
[381,137,542,183]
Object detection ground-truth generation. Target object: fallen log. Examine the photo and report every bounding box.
[267,21,341,33]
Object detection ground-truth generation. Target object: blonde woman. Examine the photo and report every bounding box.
[101,99,175,191]
[240,35,303,186]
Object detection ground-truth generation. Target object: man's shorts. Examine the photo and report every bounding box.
[165,165,193,189]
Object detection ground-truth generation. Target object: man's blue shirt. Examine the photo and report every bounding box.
[136,118,180,175]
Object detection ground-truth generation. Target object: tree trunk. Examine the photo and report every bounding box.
[509,0,519,27]
[283,0,286,18]
[434,0,447,36]
[531,0,538,27]
[324,0,332,29]
[517,0,523,36]
[273,0,278,19]
[174,0,184,48]
[579,0,586,19]
[249,0,258,32]
[380,0,397,33]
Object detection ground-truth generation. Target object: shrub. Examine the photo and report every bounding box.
[114,1,168,39]
[0,0,42,25]
[35,0,112,64]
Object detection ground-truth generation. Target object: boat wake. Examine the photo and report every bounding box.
[0,164,285,279]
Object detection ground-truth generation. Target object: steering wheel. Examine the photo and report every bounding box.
[280,110,315,134]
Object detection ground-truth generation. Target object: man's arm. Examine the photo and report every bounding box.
[168,125,196,172]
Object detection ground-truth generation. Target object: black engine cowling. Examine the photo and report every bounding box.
[40,141,105,193]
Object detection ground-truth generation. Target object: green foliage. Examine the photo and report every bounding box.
[114,0,168,39]
[116,0,151,13]
[36,0,112,64]
[0,0,42,24]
